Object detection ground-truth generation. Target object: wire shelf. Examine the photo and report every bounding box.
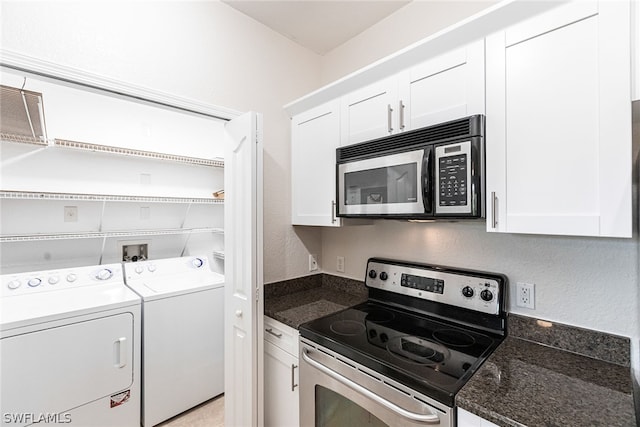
[54,139,224,167]
[0,227,223,243]
[1,133,48,146]
[0,190,224,204]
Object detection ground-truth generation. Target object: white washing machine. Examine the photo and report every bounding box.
[0,263,141,427]
[123,255,225,427]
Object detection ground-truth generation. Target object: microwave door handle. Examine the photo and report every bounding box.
[422,149,432,214]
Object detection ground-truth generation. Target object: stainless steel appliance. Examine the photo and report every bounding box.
[299,258,507,426]
[336,115,484,220]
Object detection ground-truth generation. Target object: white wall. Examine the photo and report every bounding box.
[315,1,640,378]
[320,1,497,84]
[0,0,323,282]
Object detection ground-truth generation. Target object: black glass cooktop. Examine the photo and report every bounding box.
[299,301,503,406]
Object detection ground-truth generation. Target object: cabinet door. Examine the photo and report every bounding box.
[340,77,398,145]
[457,408,499,427]
[401,39,484,130]
[486,0,632,237]
[264,340,299,427]
[291,100,341,226]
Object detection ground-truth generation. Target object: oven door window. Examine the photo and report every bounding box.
[315,385,388,427]
[344,163,417,206]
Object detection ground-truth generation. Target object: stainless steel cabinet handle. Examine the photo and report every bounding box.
[302,348,440,424]
[387,104,393,133]
[265,328,282,338]
[399,100,405,130]
[331,200,337,223]
[291,364,298,392]
[491,191,498,229]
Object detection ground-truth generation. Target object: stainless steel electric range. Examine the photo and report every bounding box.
[299,258,507,427]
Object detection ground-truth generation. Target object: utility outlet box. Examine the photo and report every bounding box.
[122,243,148,262]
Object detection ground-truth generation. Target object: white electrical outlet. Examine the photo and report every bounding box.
[64,206,78,222]
[309,254,318,272]
[516,282,535,309]
[336,256,345,273]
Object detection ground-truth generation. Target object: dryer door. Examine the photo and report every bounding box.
[0,313,134,424]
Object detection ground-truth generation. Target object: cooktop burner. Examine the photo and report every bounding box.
[299,258,507,407]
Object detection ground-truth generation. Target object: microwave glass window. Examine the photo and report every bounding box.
[439,154,467,206]
[345,163,417,205]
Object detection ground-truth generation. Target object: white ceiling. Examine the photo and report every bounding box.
[222,1,411,55]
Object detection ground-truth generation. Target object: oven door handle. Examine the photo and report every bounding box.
[302,348,441,424]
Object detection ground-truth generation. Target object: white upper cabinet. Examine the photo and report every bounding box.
[291,100,342,226]
[340,41,485,147]
[340,77,399,145]
[486,0,632,238]
[400,39,485,130]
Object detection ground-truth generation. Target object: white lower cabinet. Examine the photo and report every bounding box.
[264,316,300,427]
[457,408,499,427]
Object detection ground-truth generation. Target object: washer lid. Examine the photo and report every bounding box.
[125,272,224,300]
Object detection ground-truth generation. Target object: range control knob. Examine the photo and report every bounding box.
[480,289,494,302]
[7,280,21,290]
[379,272,388,281]
[28,278,42,287]
[379,333,389,343]
[147,264,157,272]
[368,329,377,339]
[368,270,377,279]
[66,273,77,283]
[462,286,474,298]
[134,265,144,274]
[48,276,59,285]
[96,269,113,280]
[192,258,204,268]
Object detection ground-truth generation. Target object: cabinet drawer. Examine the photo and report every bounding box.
[264,316,299,356]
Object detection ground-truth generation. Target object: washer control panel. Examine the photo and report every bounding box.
[365,258,504,315]
[124,255,212,282]
[1,264,123,297]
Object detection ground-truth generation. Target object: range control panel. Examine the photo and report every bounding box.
[365,258,504,315]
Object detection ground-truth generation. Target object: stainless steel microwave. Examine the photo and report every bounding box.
[336,115,485,220]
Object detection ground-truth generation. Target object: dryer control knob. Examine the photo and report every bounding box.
[192,258,204,268]
[28,278,42,287]
[96,269,113,280]
[7,280,21,290]
[66,273,77,282]
[147,264,157,272]
[48,276,59,285]
[135,265,144,274]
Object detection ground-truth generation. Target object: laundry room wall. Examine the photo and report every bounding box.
[314,1,640,381]
[0,1,322,280]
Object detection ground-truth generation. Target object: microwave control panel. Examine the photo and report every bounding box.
[435,141,472,215]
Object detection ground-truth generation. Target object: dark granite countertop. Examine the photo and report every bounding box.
[457,317,637,427]
[264,277,637,427]
[264,273,367,329]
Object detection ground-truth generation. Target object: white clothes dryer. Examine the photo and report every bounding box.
[0,263,141,427]
[123,255,224,427]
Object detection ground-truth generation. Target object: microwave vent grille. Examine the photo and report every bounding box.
[338,115,482,162]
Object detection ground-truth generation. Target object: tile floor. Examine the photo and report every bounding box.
[157,394,224,427]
